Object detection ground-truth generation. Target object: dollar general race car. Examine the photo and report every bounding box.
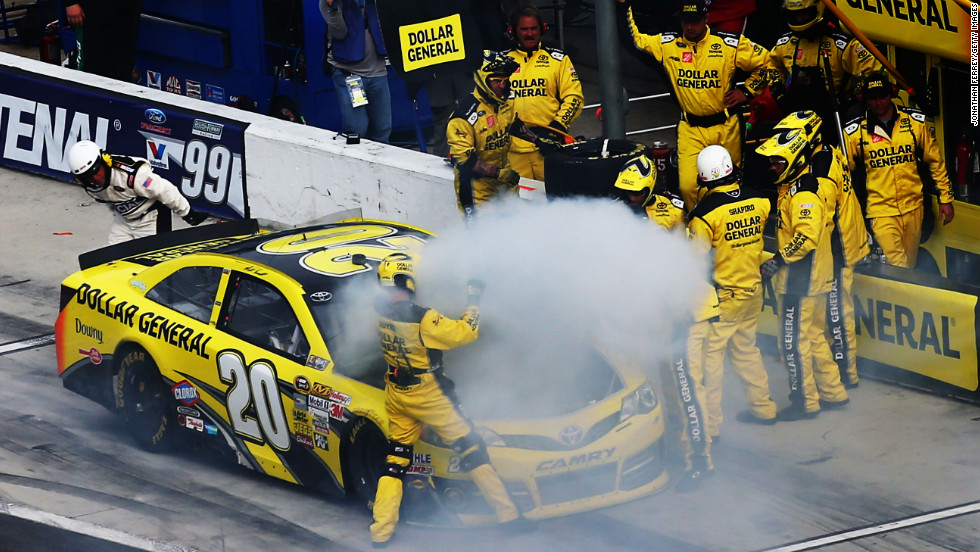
[55,219,669,525]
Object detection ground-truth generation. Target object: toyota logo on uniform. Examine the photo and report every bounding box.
[559,424,584,446]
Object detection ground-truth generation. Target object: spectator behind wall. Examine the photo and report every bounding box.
[64,1,143,82]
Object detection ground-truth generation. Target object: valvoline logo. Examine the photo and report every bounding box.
[144,109,167,124]
[172,380,200,406]
[147,139,169,170]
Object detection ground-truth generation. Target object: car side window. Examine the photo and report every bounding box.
[221,274,310,361]
[145,266,223,323]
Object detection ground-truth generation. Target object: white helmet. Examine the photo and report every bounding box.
[696,145,737,188]
[68,140,110,191]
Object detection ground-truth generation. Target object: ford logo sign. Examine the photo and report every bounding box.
[144,109,166,124]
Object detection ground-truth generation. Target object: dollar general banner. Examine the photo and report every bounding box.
[400,14,466,72]
[838,0,969,62]
[759,262,980,401]
[377,0,512,86]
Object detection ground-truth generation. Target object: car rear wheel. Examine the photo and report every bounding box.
[116,347,177,452]
[344,416,387,508]
[543,138,648,199]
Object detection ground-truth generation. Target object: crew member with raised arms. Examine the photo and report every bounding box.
[619,0,771,210]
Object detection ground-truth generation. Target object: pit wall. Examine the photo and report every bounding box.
[0,52,522,232]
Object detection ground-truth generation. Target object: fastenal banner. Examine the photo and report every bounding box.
[0,64,248,220]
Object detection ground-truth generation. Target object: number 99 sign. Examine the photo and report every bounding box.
[180,139,242,204]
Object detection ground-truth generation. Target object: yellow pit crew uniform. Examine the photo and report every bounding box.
[843,106,954,268]
[370,298,518,545]
[768,30,880,137]
[688,183,778,430]
[448,82,520,221]
[772,174,848,413]
[625,7,770,210]
[816,146,869,386]
[506,45,584,180]
[88,155,192,245]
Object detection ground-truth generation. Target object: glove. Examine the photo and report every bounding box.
[536,121,568,143]
[182,209,208,226]
[760,254,785,280]
[467,279,485,305]
[498,168,521,188]
[534,136,563,154]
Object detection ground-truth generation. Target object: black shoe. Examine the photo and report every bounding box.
[819,398,850,410]
[776,405,820,421]
[674,467,715,493]
[372,541,389,549]
[500,515,537,534]
[736,410,777,425]
[844,381,860,389]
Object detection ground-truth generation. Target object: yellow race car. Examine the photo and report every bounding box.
[56,218,669,525]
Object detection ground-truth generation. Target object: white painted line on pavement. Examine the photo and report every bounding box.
[0,333,55,356]
[0,499,198,552]
[759,501,980,552]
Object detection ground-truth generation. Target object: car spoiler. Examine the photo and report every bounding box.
[78,219,261,270]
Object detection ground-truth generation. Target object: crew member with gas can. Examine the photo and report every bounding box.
[614,157,715,491]
[757,115,849,420]
[766,0,881,144]
[449,50,559,223]
[620,0,771,210]
[67,140,208,245]
[369,253,530,547]
[688,145,779,431]
[842,73,955,269]
[505,5,584,180]
[321,0,392,143]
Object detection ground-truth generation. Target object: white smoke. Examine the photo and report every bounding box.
[411,195,708,419]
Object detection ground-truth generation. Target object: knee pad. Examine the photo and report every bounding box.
[452,432,490,472]
[383,440,414,479]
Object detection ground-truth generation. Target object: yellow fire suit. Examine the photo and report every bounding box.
[88,155,192,245]
[772,174,848,413]
[688,183,777,432]
[815,146,869,386]
[842,105,954,268]
[639,188,686,231]
[370,299,518,545]
[768,29,880,138]
[625,7,770,210]
[506,45,584,180]
[448,85,520,220]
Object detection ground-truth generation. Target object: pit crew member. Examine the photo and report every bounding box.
[448,50,559,224]
[687,145,779,431]
[842,73,955,269]
[756,115,849,420]
[67,140,207,245]
[505,5,584,180]
[369,253,531,547]
[619,0,771,210]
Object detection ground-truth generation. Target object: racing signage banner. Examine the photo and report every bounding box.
[759,264,980,402]
[837,0,969,62]
[0,65,247,220]
[377,0,512,87]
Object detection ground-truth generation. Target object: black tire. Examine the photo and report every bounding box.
[543,138,648,199]
[116,347,176,452]
[343,417,388,507]
[268,95,302,123]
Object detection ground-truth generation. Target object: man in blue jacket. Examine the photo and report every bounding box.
[321,0,392,143]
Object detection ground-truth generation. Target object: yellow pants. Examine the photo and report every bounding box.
[672,320,713,470]
[676,117,742,211]
[869,206,923,269]
[370,375,518,544]
[778,294,848,413]
[703,290,777,425]
[454,174,520,215]
[508,150,545,181]
[826,266,858,385]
